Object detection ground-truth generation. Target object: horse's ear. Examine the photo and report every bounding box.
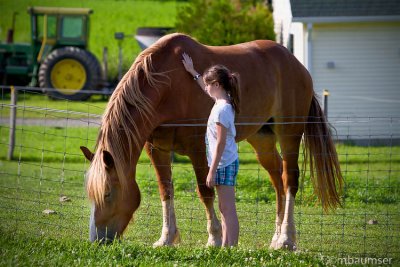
[80,146,94,162]
[102,150,114,169]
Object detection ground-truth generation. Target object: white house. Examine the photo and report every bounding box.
[273,0,400,144]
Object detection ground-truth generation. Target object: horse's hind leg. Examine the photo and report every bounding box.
[145,143,180,247]
[247,130,284,249]
[275,132,303,251]
[188,151,222,247]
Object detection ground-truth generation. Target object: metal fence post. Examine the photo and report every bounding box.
[323,89,329,119]
[7,86,17,160]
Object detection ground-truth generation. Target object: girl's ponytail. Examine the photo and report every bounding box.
[229,73,241,114]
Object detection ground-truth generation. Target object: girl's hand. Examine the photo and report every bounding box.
[206,171,216,188]
[182,53,196,75]
[182,52,207,93]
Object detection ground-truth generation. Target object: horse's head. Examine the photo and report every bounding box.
[79,34,203,243]
[80,146,141,243]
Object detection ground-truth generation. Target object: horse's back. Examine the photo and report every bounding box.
[210,39,314,121]
[157,34,314,129]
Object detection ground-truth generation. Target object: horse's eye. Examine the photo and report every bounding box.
[104,192,111,199]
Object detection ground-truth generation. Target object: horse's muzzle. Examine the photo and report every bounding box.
[89,225,117,244]
[89,207,118,244]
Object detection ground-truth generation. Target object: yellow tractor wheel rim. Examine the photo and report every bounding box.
[50,59,87,95]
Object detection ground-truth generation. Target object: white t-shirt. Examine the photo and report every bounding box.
[206,101,238,168]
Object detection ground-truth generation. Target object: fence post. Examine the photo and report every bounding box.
[323,89,329,119]
[7,86,17,160]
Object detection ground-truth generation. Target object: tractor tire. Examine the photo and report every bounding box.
[38,46,102,101]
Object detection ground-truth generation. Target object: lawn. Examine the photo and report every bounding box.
[0,123,399,266]
[0,91,107,119]
[1,230,332,266]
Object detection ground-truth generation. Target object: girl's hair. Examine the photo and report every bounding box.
[203,65,241,114]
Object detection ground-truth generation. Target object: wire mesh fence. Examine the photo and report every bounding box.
[0,89,399,261]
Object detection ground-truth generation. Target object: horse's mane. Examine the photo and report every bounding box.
[86,34,177,206]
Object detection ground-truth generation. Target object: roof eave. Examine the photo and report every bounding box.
[292,15,400,23]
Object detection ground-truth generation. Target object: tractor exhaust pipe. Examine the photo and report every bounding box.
[6,12,18,43]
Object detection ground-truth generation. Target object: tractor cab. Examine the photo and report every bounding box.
[29,6,92,62]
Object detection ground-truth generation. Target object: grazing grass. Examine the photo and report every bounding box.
[0,124,399,265]
[0,91,107,118]
[0,230,332,267]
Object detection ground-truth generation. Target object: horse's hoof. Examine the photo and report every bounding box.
[276,235,297,251]
[153,237,175,247]
[206,236,222,247]
[172,230,181,245]
[269,234,280,249]
[269,240,278,250]
[152,239,168,248]
[153,230,181,248]
[206,228,222,247]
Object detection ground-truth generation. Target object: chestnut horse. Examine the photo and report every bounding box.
[80,33,342,250]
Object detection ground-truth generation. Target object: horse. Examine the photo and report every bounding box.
[80,33,343,250]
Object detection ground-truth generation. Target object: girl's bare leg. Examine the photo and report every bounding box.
[216,185,239,246]
[220,212,227,245]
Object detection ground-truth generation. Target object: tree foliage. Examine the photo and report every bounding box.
[175,0,275,46]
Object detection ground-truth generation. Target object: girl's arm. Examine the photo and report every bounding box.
[206,122,227,188]
[182,53,206,92]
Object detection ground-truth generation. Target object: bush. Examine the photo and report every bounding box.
[176,0,275,45]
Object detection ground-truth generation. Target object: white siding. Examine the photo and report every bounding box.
[311,22,400,141]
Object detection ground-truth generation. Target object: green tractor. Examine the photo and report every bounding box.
[0,6,103,100]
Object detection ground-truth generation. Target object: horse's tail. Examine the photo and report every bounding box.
[303,94,343,212]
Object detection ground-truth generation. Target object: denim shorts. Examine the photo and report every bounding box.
[215,158,239,186]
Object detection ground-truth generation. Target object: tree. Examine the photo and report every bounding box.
[175,0,275,46]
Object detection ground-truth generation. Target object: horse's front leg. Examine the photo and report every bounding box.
[145,143,180,247]
[188,152,222,247]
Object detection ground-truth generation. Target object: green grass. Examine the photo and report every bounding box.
[0,230,333,267]
[0,124,399,265]
[0,91,107,118]
[0,0,182,79]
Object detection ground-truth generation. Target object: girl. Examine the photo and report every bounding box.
[182,53,240,247]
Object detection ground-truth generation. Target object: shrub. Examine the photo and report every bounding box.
[175,0,275,45]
